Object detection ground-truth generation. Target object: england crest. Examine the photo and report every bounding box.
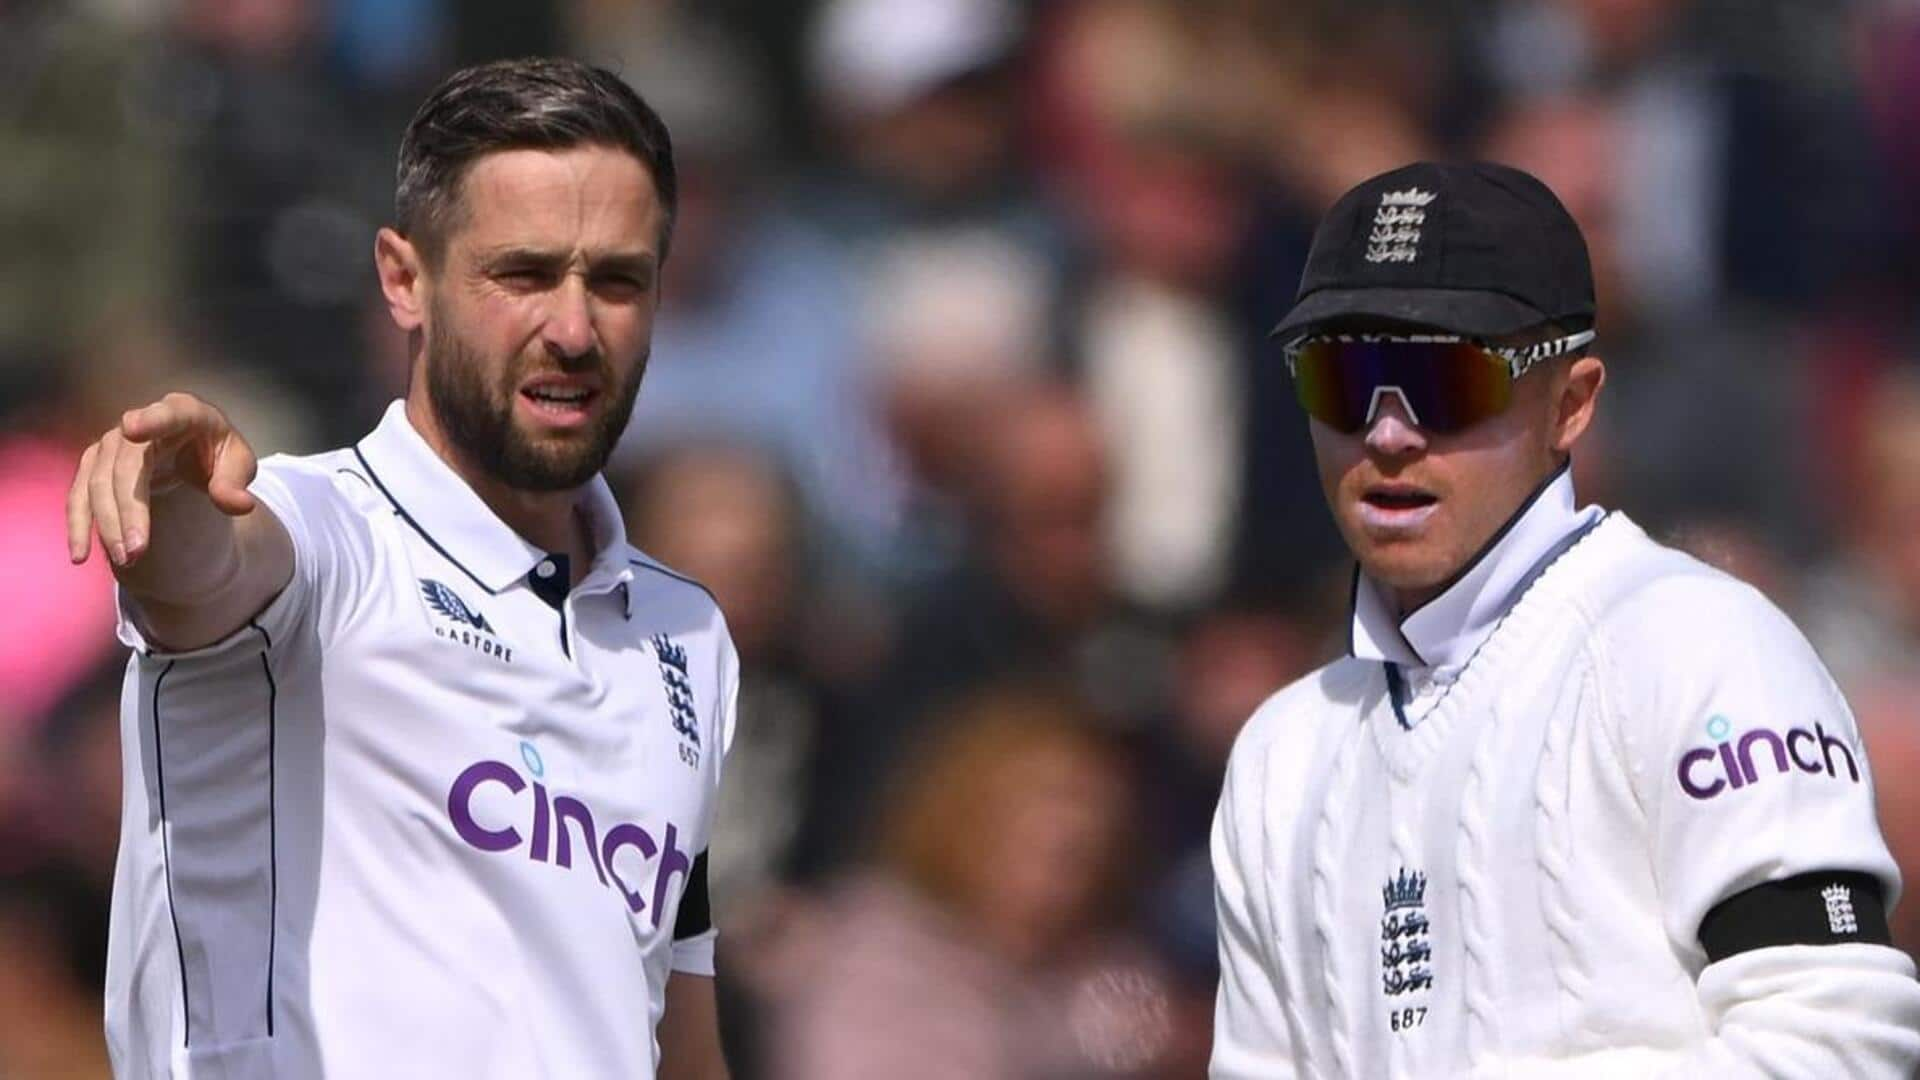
[1364,188,1436,264]
[1381,867,1433,997]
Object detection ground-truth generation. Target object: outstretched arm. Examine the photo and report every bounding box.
[67,391,293,651]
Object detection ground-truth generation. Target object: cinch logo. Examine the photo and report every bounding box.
[445,745,691,928]
[1676,714,1860,801]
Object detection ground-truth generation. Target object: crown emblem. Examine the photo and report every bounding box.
[1378,187,1437,207]
[1383,868,1427,912]
[1366,189,1435,263]
[1822,882,1858,935]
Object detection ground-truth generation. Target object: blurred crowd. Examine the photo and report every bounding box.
[4,0,1919,1075]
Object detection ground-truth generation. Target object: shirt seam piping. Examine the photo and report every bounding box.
[151,659,191,1048]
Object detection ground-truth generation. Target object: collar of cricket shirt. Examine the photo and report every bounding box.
[1349,460,1603,671]
[353,399,634,600]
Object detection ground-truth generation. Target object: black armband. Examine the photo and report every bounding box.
[1698,870,1890,963]
[672,850,712,941]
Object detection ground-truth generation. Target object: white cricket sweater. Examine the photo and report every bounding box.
[1211,479,1920,1078]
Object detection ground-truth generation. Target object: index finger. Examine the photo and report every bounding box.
[120,393,222,447]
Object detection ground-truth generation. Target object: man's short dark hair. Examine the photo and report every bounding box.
[395,57,677,265]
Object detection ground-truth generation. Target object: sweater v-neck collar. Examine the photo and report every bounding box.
[1360,503,1617,778]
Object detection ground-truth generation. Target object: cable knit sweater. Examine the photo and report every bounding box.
[1211,507,1920,1078]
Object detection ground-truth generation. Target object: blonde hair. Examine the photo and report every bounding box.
[876,685,1127,921]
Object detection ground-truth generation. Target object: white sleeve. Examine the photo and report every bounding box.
[115,456,374,657]
[1210,730,1302,1079]
[669,929,716,978]
[1472,946,1920,1079]
[1590,573,1920,1078]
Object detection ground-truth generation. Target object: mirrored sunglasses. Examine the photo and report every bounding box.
[1283,329,1595,435]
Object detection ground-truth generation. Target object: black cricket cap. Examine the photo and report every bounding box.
[1271,161,1594,344]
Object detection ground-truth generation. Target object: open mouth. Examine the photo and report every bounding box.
[521,386,595,405]
[518,378,601,421]
[1363,489,1439,511]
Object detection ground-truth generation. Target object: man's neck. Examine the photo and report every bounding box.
[461,470,589,563]
[1392,582,1442,615]
[1388,459,1575,619]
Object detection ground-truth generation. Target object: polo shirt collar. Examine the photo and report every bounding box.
[1350,462,1599,670]
[354,400,632,597]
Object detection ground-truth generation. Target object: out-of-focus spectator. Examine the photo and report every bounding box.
[1850,676,1920,960]
[0,868,111,1079]
[31,657,127,897]
[0,657,120,1076]
[1803,365,1920,692]
[1483,0,1893,315]
[1484,93,1818,549]
[157,0,406,446]
[1073,130,1248,613]
[1482,0,1719,324]
[749,688,1178,1079]
[802,0,1088,582]
[1811,354,1920,976]
[1233,3,1439,216]
[1031,2,1255,612]
[0,2,178,393]
[807,382,1173,872]
[0,435,118,732]
[1859,2,1920,307]
[808,0,1037,222]
[863,231,1054,585]
[1856,679,1920,961]
[1129,605,1324,1077]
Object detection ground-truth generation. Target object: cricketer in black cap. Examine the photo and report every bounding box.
[1278,160,1604,610]
[1208,159,1918,1077]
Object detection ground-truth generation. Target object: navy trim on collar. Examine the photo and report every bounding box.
[352,446,500,596]
[351,401,633,597]
[627,557,720,615]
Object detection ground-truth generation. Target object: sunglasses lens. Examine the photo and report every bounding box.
[1289,340,1513,434]
[1290,340,1373,433]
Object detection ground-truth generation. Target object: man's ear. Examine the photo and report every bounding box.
[1551,354,1606,455]
[375,227,428,333]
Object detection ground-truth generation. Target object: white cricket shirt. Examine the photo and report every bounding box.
[1211,470,1920,1078]
[106,401,738,1079]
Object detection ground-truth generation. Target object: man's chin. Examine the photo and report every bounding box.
[1355,547,1456,600]
[494,437,607,492]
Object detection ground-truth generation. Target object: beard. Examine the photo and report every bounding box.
[424,311,647,492]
